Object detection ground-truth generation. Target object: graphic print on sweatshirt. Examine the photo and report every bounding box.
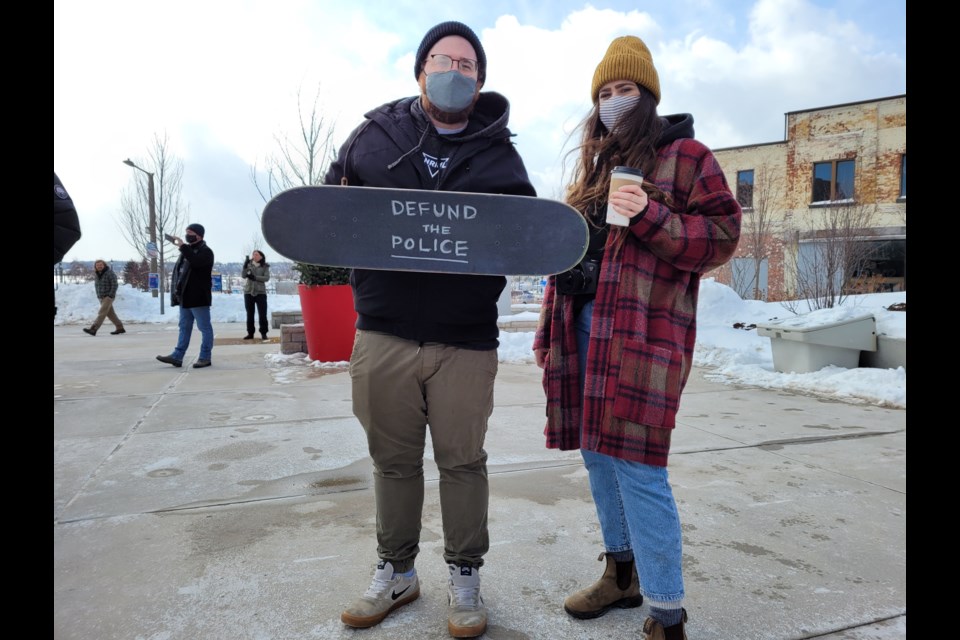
[422,152,450,178]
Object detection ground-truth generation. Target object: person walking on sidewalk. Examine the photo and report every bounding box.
[533,35,742,639]
[83,260,125,336]
[241,249,270,341]
[156,223,215,369]
[328,21,536,639]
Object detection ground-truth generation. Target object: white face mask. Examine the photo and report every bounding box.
[599,95,640,132]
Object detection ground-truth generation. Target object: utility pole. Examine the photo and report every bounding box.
[123,159,164,314]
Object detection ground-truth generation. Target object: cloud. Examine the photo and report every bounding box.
[54,0,905,262]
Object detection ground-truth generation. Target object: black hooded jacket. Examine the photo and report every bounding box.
[324,92,536,348]
[657,112,695,148]
[54,172,82,265]
[170,240,214,309]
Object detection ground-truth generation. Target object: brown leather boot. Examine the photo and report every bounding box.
[563,551,643,619]
[642,608,688,640]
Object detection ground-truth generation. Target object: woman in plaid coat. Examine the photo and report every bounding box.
[533,36,741,640]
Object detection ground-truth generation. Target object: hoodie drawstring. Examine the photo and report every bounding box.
[387,125,431,171]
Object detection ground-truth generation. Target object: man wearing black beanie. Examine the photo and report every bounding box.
[156,223,215,369]
[329,20,535,639]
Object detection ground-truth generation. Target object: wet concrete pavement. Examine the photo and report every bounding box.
[54,322,906,639]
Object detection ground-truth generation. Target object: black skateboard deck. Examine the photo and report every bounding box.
[262,185,588,276]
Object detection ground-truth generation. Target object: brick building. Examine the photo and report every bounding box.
[712,95,906,301]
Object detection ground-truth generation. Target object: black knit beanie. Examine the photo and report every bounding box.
[414,21,486,84]
[186,223,205,238]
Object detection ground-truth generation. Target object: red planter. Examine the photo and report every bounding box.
[298,284,358,362]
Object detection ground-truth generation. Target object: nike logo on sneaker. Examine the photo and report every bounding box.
[391,586,411,601]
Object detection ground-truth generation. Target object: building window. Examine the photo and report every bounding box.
[847,239,907,293]
[899,154,906,199]
[736,170,754,209]
[812,159,855,203]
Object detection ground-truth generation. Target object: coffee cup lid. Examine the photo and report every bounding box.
[611,166,644,177]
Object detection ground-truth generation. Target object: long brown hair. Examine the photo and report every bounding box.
[563,90,671,225]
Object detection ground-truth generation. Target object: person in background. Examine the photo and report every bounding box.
[82,260,125,336]
[156,223,215,369]
[54,172,82,320]
[327,21,536,639]
[533,35,742,640]
[242,249,270,341]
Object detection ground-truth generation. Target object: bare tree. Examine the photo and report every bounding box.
[252,83,338,205]
[242,231,266,260]
[251,83,346,285]
[731,167,783,301]
[782,195,880,313]
[69,260,90,283]
[117,132,188,275]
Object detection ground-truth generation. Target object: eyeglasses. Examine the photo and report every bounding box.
[425,54,478,76]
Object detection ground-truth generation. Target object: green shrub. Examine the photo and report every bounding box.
[292,262,351,286]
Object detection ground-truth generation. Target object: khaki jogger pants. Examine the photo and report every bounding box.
[92,296,124,331]
[349,330,497,572]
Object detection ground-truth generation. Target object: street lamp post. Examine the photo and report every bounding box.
[123,159,164,314]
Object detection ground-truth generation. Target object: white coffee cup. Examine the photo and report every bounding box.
[607,166,645,226]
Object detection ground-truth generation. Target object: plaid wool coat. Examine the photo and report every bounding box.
[533,134,741,467]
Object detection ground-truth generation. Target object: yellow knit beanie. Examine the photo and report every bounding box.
[591,36,660,105]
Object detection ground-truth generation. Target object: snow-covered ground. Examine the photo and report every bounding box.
[54,278,906,409]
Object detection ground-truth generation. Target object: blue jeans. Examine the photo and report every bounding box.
[171,305,213,361]
[574,300,685,606]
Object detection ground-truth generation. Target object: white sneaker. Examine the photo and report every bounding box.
[340,560,420,628]
[447,564,487,638]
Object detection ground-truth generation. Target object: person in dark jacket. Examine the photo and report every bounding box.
[241,249,270,340]
[533,36,741,640]
[82,260,125,336]
[54,172,82,320]
[156,223,215,368]
[329,21,535,638]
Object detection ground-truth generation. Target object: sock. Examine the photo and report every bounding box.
[614,559,635,590]
[650,606,683,627]
[608,550,634,562]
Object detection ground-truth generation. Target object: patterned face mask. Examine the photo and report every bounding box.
[598,95,640,132]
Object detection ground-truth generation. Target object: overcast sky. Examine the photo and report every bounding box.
[54,0,906,263]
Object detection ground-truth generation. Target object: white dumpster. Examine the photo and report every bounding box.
[756,313,877,373]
